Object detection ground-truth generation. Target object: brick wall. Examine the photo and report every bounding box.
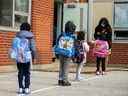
[110,43,128,64]
[0,32,16,65]
[31,0,54,64]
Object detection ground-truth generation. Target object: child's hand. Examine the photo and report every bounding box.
[108,49,111,55]
[89,40,95,44]
[91,40,95,43]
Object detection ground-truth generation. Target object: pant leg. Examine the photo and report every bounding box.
[76,63,84,78]
[59,55,64,80]
[101,58,106,71]
[96,57,101,71]
[23,62,30,88]
[17,62,24,88]
[63,56,70,81]
[59,55,70,81]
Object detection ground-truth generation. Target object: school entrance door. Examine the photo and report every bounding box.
[53,0,63,47]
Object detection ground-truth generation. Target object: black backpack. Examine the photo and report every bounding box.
[74,40,85,63]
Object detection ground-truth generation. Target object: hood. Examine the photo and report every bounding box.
[65,32,73,36]
[16,30,34,39]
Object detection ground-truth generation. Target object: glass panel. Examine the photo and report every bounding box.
[0,0,13,26]
[114,30,128,40]
[15,15,28,28]
[114,3,128,28]
[15,0,29,13]
[63,3,88,32]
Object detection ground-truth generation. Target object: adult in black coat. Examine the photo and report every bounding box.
[94,17,112,49]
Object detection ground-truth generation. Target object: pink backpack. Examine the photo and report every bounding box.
[93,40,109,57]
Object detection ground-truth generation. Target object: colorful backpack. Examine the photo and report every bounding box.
[93,40,109,58]
[74,40,85,63]
[10,37,31,63]
[54,33,75,57]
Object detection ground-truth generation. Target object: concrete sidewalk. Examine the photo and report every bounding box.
[0,60,127,73]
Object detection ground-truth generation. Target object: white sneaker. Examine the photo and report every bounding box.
[102,71,105,75]
[25,88,30,94]
[18,88,23,94]
[75,76,84,81]
[96,71,100,75]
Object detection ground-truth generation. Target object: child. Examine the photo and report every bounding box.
[93,39,109,75]
[55,21,76,86]
[74,31,89,80]
[12,23,36,94]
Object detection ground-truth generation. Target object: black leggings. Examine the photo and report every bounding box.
[17,62,30,88]
[96,57,106,71]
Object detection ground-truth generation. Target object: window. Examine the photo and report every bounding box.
[114,1,128,40]
[0,0,31,30]
[63,3,88,32]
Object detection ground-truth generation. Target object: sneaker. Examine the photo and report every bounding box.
[101,71,105,75]
[24,88,30,94]
[96,71,100,75]
[62,80,71,86]
[75,76,84,81]
[18,88,23,94]
[58,80,63,85]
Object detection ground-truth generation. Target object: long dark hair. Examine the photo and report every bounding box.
[97,17,112,32]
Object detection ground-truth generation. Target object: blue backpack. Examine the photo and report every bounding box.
[10,37,31,63]
[54,33,75,57]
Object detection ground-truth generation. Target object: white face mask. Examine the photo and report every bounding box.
[101,23,106,27]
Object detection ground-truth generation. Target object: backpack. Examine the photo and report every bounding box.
[93,40,109,58]
[9,37,31,63]
[74,40,85,63]
[54,33,75,57]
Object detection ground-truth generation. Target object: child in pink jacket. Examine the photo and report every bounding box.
[93,39,109,75]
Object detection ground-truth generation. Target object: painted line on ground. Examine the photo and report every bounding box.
[31,76,100,94]
[31,86,58,94]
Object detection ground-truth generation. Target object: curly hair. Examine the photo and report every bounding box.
[77,31,85,41]
[20,22,31,31]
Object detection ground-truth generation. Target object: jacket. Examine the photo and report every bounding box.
[16,30,36,60]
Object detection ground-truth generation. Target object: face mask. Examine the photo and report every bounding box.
[101,23,106,27]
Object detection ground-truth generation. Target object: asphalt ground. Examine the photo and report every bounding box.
[0,70,128,96]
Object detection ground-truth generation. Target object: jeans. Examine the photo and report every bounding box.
[17,62,30,88]
[59,55,70,81]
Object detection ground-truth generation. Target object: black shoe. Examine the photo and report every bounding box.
[58,80,71,86]
[62,80,71,86]
[58,80,63,85]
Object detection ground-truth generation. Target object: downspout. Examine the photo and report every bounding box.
[88,0,93,42]
[56,0,64,38]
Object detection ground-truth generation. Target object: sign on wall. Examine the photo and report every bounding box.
[63,3,88,32]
